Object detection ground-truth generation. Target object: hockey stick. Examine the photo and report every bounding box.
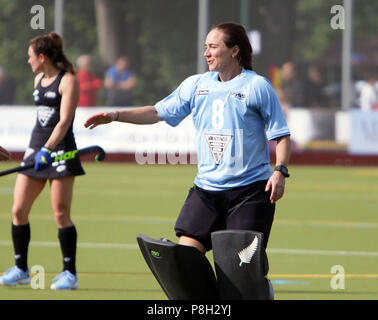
[0,145,106,177]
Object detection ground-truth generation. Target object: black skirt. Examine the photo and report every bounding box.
[20,129,85,179]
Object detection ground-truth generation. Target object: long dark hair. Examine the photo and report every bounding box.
[30,32,75,74]
[212,22,253,71]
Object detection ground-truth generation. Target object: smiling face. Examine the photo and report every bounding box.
[204,28,239,74]
[28,45,43,73]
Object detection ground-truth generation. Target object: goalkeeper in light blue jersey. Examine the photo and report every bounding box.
[85,22,291,254]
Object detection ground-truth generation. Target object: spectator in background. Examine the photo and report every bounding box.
[304,65,327,108]
[280,61,305,108]
[76,55,102,107]
[104,56,136,107]
[359,70,378,111]
[0,67,15,105]
[0,145,10,161]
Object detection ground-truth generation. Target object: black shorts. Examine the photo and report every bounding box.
[174,180,275,251]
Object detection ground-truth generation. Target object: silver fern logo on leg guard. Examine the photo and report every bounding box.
[238,236,258,266]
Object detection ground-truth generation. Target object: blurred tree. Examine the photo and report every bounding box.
[0,0,377,106]
[95,0,125,66]
[250,0,297,76]
[0,0,53,104]
[93,0,198,104]
[0,0,99,105]
[294,0,342,62]
[64,0,98,61]
[127,0,197,104]
[294,0,378,63]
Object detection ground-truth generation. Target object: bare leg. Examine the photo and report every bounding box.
[50,176,74,228]
[178,235,206,254]
[12,174,47,225]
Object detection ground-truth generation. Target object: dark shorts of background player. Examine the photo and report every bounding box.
[174,180,275,251]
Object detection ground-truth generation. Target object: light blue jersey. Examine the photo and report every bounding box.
[155,69,290,191]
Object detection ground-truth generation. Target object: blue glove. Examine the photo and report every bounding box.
[34,147,52,171]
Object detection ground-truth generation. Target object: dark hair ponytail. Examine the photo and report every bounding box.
[30,32,75,74]
[212,22,253,71]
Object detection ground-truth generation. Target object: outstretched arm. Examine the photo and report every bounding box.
[84,105,162,130]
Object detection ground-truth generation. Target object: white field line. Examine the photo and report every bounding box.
[267,248,378,257]
[0,240,138,249]
[0,213,176,224]
[274,219,378,229]
[0,213,377,229]
[0,240,377,257]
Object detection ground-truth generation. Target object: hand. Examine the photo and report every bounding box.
[265,171,286,203]
[0,146,10,161]
[34,147,52,171]
[84,112,118,130]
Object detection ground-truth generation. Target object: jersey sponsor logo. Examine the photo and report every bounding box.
[238,236,258,267]
[205,133,232,165]
[51,150,70,173]
[44,91,57,99]
[195,85,209,95]
[37,106,55,127]
[230,92,246,101]
[33,89,40,102]
[195,89,209,95]
[52,150,66,167]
